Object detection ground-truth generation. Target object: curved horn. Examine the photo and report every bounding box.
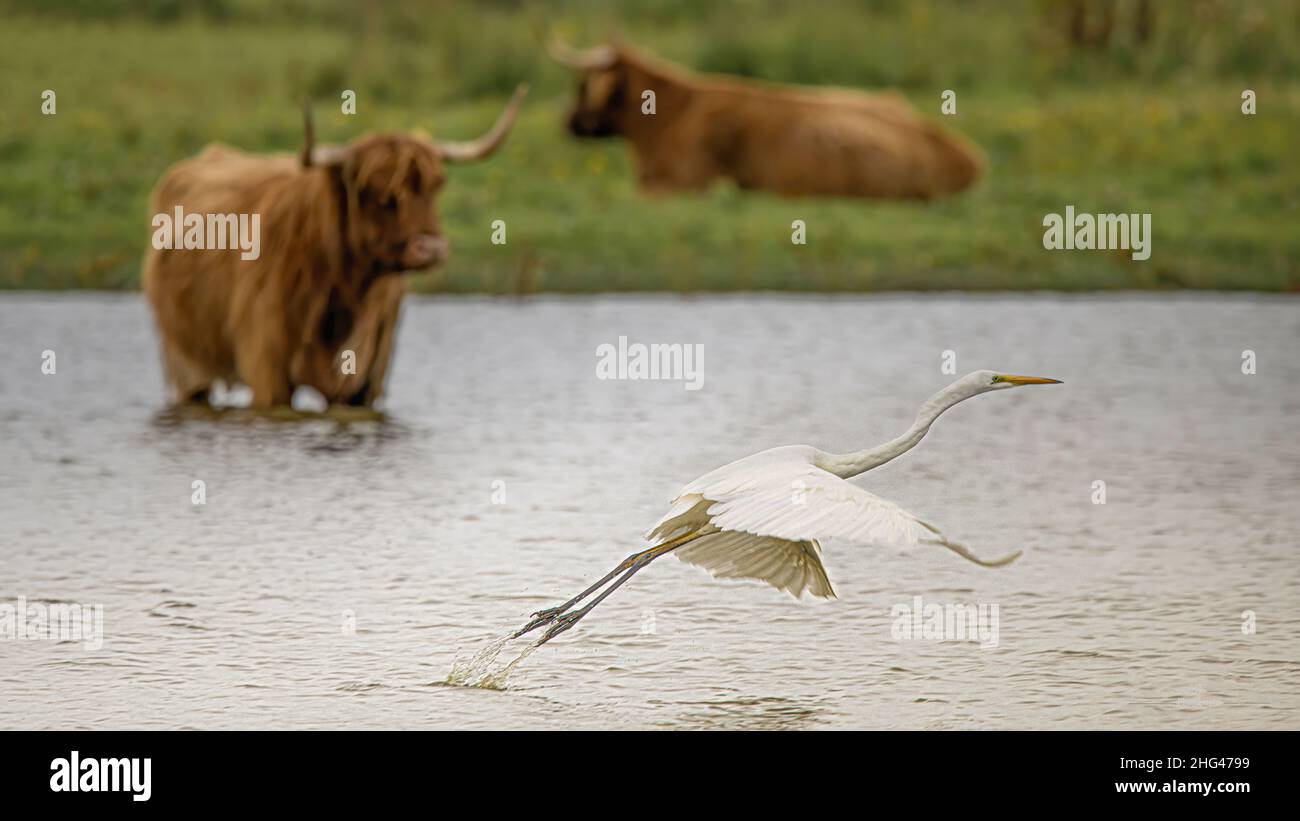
[543,32,617,70]
[301,99,347,167]
[435,83,529,163]
[299,98,315,167]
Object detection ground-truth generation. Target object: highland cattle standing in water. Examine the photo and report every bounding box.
[143,85,528,408]
[547,38,982,199]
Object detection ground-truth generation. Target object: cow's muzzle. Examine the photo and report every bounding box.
[567,111,618,139]
[403,234,449,270]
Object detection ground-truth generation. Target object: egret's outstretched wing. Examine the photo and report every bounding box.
[650,462,931,547]
[648,457,1019,598]
[704,466,930,547]
[674,531,836,599]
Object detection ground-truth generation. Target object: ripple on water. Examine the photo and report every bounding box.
[2,293,1299,729]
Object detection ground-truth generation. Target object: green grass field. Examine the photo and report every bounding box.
[1,0,1297,292]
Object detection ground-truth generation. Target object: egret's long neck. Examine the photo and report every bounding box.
[821,382,976,479]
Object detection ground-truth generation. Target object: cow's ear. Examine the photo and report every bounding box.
[311,145,348,167]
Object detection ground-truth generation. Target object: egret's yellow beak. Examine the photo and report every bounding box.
[995,374,1062,385]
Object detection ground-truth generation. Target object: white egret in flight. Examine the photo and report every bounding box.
[515,370,1061,645]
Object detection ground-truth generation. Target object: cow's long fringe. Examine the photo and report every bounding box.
[143,137,439,407]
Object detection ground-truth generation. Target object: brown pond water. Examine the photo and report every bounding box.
[1,292,1297,729]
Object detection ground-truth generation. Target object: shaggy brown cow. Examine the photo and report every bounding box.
[143,85,527,408]
[548,38,983,199]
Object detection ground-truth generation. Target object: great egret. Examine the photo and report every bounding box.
[515,370,1061,645]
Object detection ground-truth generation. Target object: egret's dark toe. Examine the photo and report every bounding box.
[536,611,584,646]
[512,606,568,638]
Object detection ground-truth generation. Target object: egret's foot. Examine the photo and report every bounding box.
[532,604,569,620]
[536,610,587,646]
[511,605,568,639]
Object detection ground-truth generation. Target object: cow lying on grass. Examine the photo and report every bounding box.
[143,85,528,408]
[547,37,982,199]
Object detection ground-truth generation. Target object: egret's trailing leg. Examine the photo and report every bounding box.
[511,532,698,639]
[536,538,686,646]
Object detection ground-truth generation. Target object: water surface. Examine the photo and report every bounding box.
[1,293,1297,729]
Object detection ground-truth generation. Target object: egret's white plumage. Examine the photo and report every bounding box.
[645,370,1060,599]
[517,369,1061,644]
[672,529,836,599]
[646,449,930,598]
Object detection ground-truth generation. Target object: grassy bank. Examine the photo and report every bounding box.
[1,0,1297,292]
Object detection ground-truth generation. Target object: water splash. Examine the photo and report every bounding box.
[446,635,510,687]
[478,643,540,690]
[444,628,547,690]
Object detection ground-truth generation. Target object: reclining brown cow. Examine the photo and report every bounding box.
[143,85,528,409]
[548,38,982,199]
